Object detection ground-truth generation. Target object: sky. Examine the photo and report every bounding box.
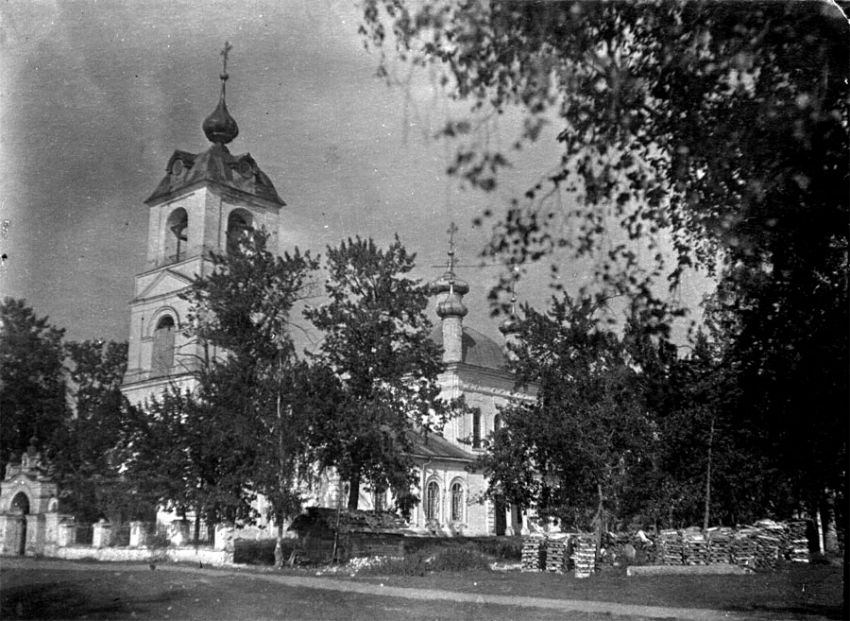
[1,0,712,347]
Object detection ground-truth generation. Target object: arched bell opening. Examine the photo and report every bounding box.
[164,207,189,263]
[226,209,253,255]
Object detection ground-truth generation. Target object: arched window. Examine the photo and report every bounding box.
[425,481,439,521]
[151,315,176,377]
[494,414,502,432]
[164,208,188,263]
[373,488,385,513]
[450,482,464,522]
[472,412,481,449]
[226,210,253,255]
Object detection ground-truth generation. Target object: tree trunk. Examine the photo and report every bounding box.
[347,472,361,511]
[274,513,284,569]
[703,416,715,531]
[593,483,605,552]
[193,510,200,547]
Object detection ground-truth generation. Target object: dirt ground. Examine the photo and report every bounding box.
[0,558,844,620]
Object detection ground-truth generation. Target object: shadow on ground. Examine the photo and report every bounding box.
[0,581,178,620]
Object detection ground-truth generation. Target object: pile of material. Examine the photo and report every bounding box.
[658,529,684,565]
[786,520,810,563]
[572,534,596,578]
[706,527,733,564]
[731,527,759,568]
[682,528,710,565]
[521,534,546,572]
[753,519,784,569]
[545,535,570,574]
[754,532,782,569]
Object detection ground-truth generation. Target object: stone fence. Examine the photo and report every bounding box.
[4,516,237,566]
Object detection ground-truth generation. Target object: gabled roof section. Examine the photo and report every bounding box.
[135,268,194,301]
[408,430,474,462]
[145,144,285,207]
[429,325,509,371]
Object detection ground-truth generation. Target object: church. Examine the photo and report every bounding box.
[120,49,534,537]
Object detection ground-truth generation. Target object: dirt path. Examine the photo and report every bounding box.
[0,557,773,620]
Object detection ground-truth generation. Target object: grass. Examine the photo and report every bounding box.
[1,563,640,621]
[3,556,842,620]
[351,561,844,618]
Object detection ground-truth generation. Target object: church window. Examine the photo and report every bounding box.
[450,482,464,522]
[151,315,176,377]
[373,488,385,513]
[425,481,439,521]
[226,210,253,255]
[165,208,188,263]
[472,412,481,449]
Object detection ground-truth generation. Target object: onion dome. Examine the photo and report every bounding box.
[499,284,521,336]
[436,289,468,318]
[203,78,239,144]
[429,270,470,296]
[203,42,239,145]
[499,315,521,335]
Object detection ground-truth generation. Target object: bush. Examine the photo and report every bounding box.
[402,536,522,561]
[468,536,522,561]
[148,531,170,549]
[430,545,491,572]
[233,539,295,565]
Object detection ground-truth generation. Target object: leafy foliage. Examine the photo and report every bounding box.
[305,237,446,511]
[481,294,654,532]
[52,340,147,521]
[178,228,320,530]
[0,298,68,473]
[361,0,848,535]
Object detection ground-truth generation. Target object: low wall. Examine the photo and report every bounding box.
[626,564,750,577]
[42,544,233,566]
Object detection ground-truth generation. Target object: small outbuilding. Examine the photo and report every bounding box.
[288,507,409,564]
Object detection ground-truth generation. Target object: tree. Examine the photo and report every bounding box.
[361,0,848,541]
[481,294,654,539]
[0,298,68,474]
[181,228,318,554]
[51,340,143,522]
[120,387,194,522]
[305,237,445,511]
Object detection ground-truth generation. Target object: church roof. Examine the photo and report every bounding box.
[408,430,473,462]
[428,325,508,371]
[145,144,285,206]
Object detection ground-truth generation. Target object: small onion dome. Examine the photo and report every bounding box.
[429,271,470,296]
[436,291,468,318]
[202,76,239,145]
[499,316,521,335]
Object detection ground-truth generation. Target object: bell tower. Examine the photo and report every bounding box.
[122,43,286,406]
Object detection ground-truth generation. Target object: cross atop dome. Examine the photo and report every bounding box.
[203,41,239,145]
[499,265,522,336]
[430,222,470,299]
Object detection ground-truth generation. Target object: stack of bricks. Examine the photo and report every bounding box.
[755,532,782,570]
[658,529,684,565]
[545,536,569,574]
[521,534,546,572]
[706,527,733,564]
[682,528,710,565]
[572,534,596,579]
[786,520,810,563]
[731,527,759,569]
